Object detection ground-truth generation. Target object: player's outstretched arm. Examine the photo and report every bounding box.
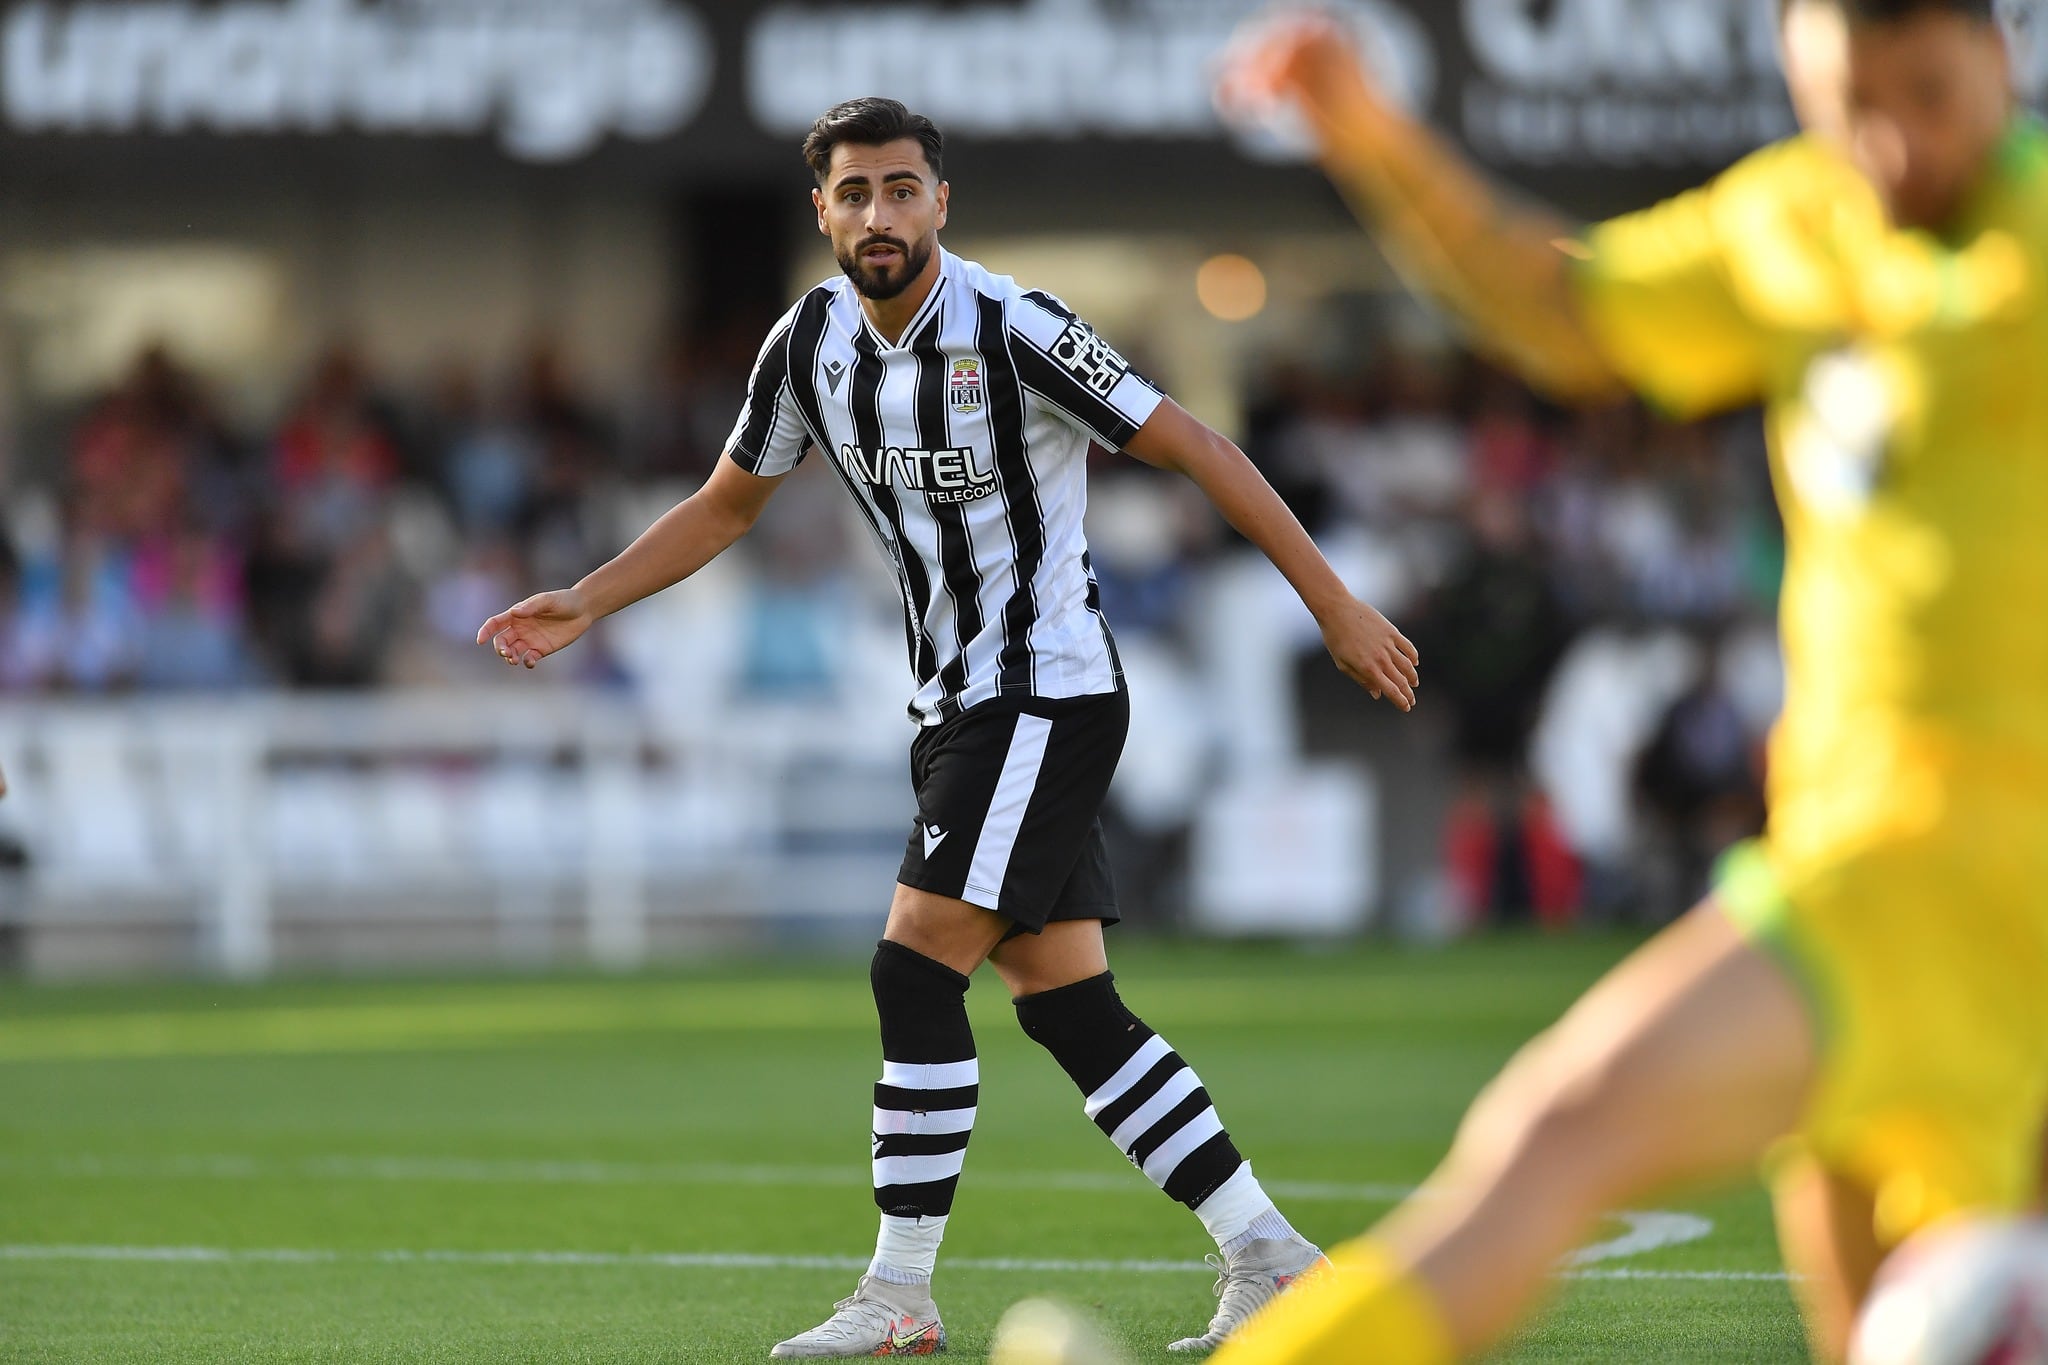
[1124,399,1419,711]
[476,453,788,668]
[1220,13,1623,404]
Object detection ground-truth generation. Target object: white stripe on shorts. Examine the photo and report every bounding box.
[962,713,1054,910]
[880,1059,979,1091]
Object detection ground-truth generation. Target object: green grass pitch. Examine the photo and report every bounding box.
[0,934,1807,1362]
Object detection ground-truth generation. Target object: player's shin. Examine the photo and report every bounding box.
[1013,972,1299,1253]
[868,940,978,1287]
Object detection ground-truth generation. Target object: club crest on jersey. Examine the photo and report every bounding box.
[1051,319,1131,398]
[949,358,983,413]
[838,443,998,505]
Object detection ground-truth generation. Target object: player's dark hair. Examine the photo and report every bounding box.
[1780,0,1996,21]
[802,97,945,184]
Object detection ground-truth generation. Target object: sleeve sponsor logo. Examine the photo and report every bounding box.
[1050,320,1130,399]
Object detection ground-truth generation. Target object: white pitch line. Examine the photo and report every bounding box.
[1566,1212,1715,1267]
[3,1153,1720,1266]
[1570,1268,1796,1282]
[1,1152,1416,1201]
[0,1243,1789,1282]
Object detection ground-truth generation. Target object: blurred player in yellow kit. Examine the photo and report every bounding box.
[1190,1,2048,1360]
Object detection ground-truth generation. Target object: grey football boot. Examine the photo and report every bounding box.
[1167,1236,1328,1353]
[770,1273,946,1357]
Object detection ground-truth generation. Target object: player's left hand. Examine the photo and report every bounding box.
[476,588,594,669]
[1318,597,1420,712]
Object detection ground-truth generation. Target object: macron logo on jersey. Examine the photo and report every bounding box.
[838,443,998,506]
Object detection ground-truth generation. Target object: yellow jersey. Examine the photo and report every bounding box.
[1574,120,2048,878]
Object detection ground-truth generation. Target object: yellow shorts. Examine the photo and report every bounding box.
[1717,798,2048,1243]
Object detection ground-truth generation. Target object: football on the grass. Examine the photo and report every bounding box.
[1851,1218,2048,1365]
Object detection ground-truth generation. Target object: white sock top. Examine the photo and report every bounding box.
[869,1212,948,1285]
[1194,1163,1288,1249]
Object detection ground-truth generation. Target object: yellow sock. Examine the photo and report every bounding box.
[1209,1236,1456,1365]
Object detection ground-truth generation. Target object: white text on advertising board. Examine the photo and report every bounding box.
[1,0,713,162]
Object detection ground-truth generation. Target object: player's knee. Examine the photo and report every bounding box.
[1012,970,1132,1052]
[871,939,971,1009]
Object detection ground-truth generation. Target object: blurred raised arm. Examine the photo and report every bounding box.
[1221,13,1625,403]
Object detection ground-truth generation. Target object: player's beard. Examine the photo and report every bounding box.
[836,232,933,301]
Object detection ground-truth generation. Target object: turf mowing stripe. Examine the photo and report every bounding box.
[0,976,1597,1062]
[5,1151,1418,1201]
[3,1154,1721,1267]
[0,1243,1788,1282]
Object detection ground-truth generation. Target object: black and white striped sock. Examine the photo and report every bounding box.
[1015,972,1300,1255]
[867,940,977,1286]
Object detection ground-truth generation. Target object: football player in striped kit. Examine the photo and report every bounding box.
[478,97,1420,1358]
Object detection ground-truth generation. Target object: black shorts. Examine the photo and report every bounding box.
[897,689,1129,935]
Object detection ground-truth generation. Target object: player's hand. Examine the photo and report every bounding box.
[1215,10,1387,151]
[1317,596,1420,712]
[476,589,594,669]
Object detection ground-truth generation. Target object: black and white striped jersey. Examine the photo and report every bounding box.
[724,248,1164,725]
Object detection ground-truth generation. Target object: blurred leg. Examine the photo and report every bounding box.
[1214,904,1820,1364]
[1399,906,1816,1344]
[1772,1155,1884,1364]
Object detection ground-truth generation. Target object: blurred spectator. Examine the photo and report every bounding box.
[6,528,141,692]
[273,350,398,547]
[1465,367,1554,500]
[1633,635,1769,909]
[69,345,242,541]
[300,522,408,688]
[422,539,524,675]
[424,364,536,537]
[738,463,856,700]
[1352,345,1468,522]
[623,327,760,484]
[1412,490,1578,927]
[133,530,254,690]
[1418,491,1569,777]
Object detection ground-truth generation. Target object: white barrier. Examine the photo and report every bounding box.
[0,692,910,976]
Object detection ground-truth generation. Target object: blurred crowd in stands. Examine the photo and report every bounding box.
[1224,351,1782,928]
[0,329,1783,926]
